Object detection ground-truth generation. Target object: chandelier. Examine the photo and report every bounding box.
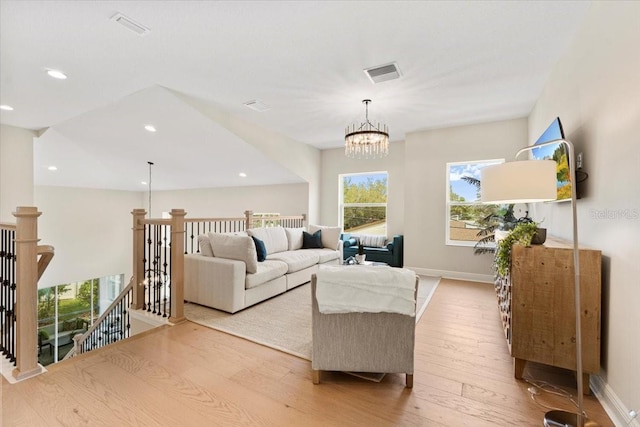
[345,99,389,159]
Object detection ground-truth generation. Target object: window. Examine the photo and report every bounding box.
[339,171,388,236]
[446,159,504,247]
[37,273,125,366]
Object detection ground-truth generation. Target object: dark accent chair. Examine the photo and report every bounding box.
[341,234,404,267]
[38,332,52,356]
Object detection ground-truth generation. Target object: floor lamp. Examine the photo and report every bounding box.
[481,139,599,427]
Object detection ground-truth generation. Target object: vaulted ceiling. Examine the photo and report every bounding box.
[0,1,591,190]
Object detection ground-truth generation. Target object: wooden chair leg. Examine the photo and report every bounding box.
[312,369,321,385]
[406,373,413,388]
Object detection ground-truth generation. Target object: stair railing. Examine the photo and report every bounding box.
[68,277,134,358]
[1,207,54,381]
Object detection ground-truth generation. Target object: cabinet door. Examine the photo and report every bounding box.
[510,244,601,373]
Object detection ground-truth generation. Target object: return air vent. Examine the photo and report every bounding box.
[364,62,402,84]
[243,100,270,112]
[110,13,151,36]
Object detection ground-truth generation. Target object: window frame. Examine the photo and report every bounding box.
[445,159,504,247]
[338,171,388,236]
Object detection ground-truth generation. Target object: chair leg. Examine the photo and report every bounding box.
[312,369,321,384]
[406,374,413,388]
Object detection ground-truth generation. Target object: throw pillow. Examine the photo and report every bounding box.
[285,227,305,251]
[308,225,342,250]
[302,230,323,249]
[209,233,259,274]
[197,234,214,257]
[38,329,49,340]
[252,236,267,262]
[76,318,85,330]
[247,227,288,254]
[356,234,387,248]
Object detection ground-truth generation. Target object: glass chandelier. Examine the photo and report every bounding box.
[345,99,389,159]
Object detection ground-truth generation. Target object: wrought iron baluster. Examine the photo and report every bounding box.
[162,224,168,317]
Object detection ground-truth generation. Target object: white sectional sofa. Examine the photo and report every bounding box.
[184,225,342,313]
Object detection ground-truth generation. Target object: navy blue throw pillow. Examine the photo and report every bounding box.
[252,236,267,262]
[302,230,323,249]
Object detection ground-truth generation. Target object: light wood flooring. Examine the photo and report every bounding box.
[2,279,613,426]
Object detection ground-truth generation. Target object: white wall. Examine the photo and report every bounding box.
[34,186,143,289]
[528,2,640,422]
[404,118,528,281]
[0,125,34,221]
[148,183,309,219]
[174,91,322,223]
[319,141,405,235]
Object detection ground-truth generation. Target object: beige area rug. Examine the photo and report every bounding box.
[184,275,441,361]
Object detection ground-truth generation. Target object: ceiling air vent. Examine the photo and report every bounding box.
[364,62,402,84]
[243,100,270,112]
[110,13,151,36]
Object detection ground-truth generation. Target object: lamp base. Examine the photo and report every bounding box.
[543,410,601,427]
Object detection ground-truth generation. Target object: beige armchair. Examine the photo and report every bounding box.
[311,273,418,388]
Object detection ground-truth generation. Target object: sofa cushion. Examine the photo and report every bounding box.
[285,227,305,250]
[268,250,320,273]
[252,236,267,262]
[302,230,323,249]
[302,248,340,264]
[209,233,258,274]
[309,225,342,250]
[245,260,288,290]
[198,234,214,257]
[247,227,288,255]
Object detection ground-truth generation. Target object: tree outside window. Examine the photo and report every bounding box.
[340,172,388,236]
[446,160,504,247]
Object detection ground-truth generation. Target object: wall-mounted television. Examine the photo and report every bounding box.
[531,117,572,202]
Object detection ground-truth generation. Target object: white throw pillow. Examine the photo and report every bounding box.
[197,234,214,257]
[247,227,288,255]
[355,234,387,248]
[308,225,342,250]
[285,227,305,251]
[208,233,258,274]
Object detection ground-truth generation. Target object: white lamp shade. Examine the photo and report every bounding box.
[481,160,557,204]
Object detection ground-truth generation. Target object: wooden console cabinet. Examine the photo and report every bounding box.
[495,237,601,394]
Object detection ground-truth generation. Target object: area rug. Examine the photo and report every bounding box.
[184,275,440,361]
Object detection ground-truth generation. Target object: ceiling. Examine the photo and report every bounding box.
[0,1,591,191]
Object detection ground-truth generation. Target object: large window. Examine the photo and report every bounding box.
[339,172,388,236]
[37,274,124,366]
[446,160,503,246]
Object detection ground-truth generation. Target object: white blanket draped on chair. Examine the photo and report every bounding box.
[315,265,416,316]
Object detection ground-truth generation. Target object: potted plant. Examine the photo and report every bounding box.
[494,222,539,277]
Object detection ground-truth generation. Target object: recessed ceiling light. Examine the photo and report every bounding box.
[0,105,14,111]
[48,166,58,171]
[144,125,157,132]
[141,181,148,185]
[46,69,67,80]
[239,172,247,178]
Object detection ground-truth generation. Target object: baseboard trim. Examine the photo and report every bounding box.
[590,374,639,427]
[406,266,494,284]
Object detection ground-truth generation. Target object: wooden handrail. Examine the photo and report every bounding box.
[0,222,17,230]
[36,245,54,280]
[142,219,171,225]
[185,217,245,223]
